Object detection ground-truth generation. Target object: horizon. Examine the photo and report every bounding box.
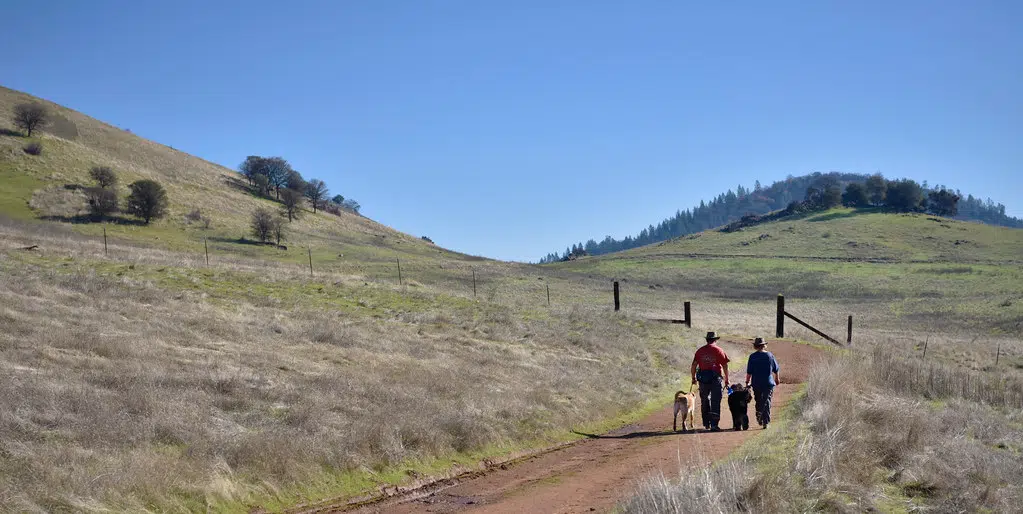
[3,1,1021,262]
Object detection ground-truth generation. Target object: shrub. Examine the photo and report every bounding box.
[124,180,169,224]
[324,202,342,216]
[22,141,43,155]
[89,166,118,189]
[86,187,119,219]
[185,208,203,223]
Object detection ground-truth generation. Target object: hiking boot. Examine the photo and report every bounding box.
[710,426,722,432]
[762,423,769,430]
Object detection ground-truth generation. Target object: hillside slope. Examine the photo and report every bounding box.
[0,85,466,266]
[619,208,1023,264]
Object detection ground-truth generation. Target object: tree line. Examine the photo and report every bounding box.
[238,155,361,246]
[539,172,1021,263]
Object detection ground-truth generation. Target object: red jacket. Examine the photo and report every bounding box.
[694,343,729,375]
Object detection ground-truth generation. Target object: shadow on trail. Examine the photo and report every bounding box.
[571,429,710,440]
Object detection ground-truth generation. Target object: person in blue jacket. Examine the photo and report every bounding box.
[744,337,780,429]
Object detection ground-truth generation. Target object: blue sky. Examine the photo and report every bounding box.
[3,1,1021,261]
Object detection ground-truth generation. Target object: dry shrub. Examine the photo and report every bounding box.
[621,458,788,514]
[871,346,1023,408]
[794,353,1023,511]
[22,141,43,155]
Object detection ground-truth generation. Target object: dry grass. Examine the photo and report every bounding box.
[624,350,1023,513]
[621,458,787,514]
[0,248,689,511]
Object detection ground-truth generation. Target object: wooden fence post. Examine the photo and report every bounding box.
[397,258,403,286]
[472,268,477,298]
[204,237,210,267]
[776,294,785,338]
[847,315,853,345]
[613,281,620,312]
[922,339,928,359]
[103,227,108,256]
[308,248,313,277]
[684,301,692,328]
[546,284,551,307]
[996,344,1001,367]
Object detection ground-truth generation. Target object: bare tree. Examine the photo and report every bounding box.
[251,207,274,243]
[262,157,293,200]
[342,198,361,214]
[13,103,49,137]
[238,156,292,198]
[272,215,286,246]
[124,180,169,224]
[280,188,303,221]
[89,166,118,189]
[304,179,328,213]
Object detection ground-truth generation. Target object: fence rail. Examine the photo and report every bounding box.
[776,294,849,346]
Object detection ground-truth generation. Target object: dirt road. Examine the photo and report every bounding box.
[301,340,824,514]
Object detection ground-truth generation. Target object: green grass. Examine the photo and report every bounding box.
[598,208,1023,263]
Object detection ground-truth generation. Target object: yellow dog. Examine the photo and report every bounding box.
[673,390,697,432]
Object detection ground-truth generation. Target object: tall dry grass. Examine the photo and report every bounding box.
[623,349,1023,513]
[0,258,688,511]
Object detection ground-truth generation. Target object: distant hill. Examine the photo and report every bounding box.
[541,172,1022,262]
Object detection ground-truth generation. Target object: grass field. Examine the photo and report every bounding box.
[1,85,1022,511]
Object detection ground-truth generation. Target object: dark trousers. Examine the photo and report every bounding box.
[698,375,723,428]
[753,386,774,426]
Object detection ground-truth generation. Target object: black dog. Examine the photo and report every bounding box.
[728,384,753,431]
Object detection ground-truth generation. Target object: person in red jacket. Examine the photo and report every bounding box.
[690,331,730,432]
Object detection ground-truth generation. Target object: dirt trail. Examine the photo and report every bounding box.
[303,340,824,514]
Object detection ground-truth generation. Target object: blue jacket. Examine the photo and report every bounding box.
[746,351,779,389]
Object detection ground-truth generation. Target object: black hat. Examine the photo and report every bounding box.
[753,337,768,347]
[705,331,720,341]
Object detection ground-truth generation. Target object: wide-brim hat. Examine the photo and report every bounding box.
[705,331,720,341]
[753,337,768,347]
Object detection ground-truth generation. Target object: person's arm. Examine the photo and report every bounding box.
[772,355,780,385]
[722,362,729,386]
[745,356,753,387]
[690,359,698,384]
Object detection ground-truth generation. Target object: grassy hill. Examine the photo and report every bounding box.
[623,208,1023,263]
[0,85,474,272]
[556,208,1023,333]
